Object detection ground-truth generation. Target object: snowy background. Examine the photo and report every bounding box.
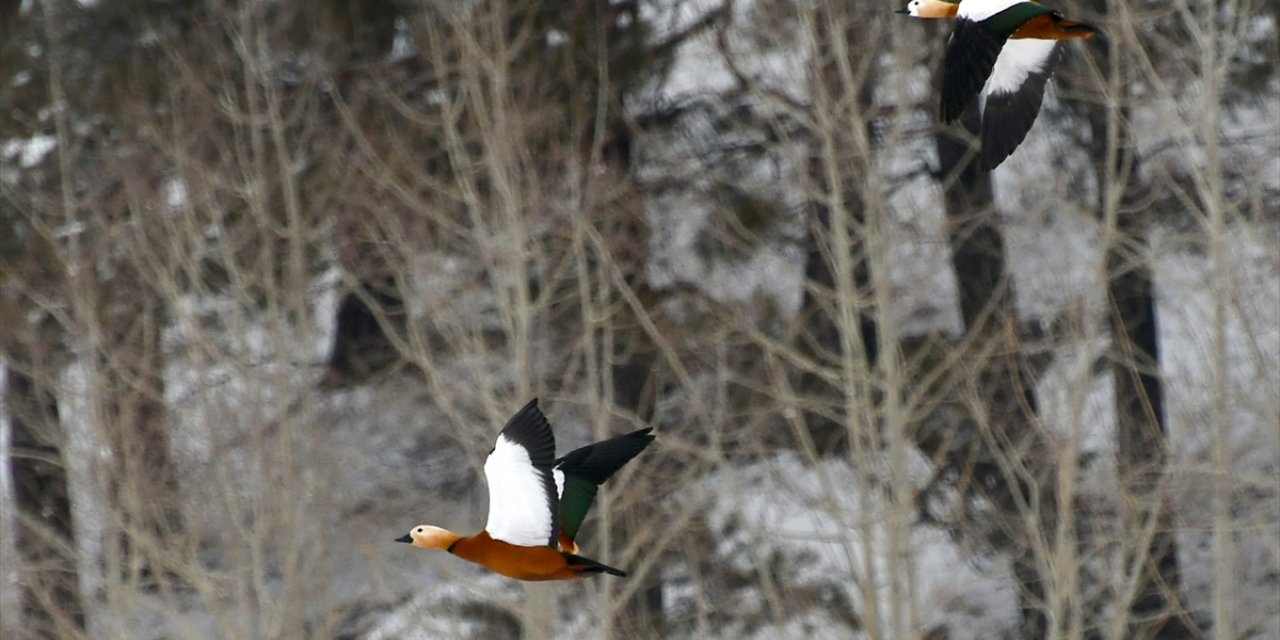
[2,1,1277,639]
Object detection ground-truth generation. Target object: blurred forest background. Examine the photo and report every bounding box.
[1,1,1276,638]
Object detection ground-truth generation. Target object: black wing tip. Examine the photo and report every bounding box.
[1073,22,1102,37]
[500,398,556,466]
[979,118,1026,171]
[979,96,1031,170]
[506,397,548,426]
[980,118,1026,170]
[980,148,1012,171]
[1054,15,1103,37]
[565,552,628,577]
[554,428,656,484]
[978,49,1055,172]
[618,427,657,448]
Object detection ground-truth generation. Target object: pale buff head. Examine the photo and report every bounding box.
[395,525,461,550]
[897,0,959,18]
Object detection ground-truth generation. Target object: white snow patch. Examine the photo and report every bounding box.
[2,134,57,168]
[681,453,1020,639]
[390,18,415,60]
[164,177,189,210]
[365,573,523,639]
[641,0,809,104]
[545,29,568,47]
[879,135,964,336]
[1153,224,1280,639]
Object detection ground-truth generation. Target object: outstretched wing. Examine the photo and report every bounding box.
[942,17,1007,123]
[942,2,1054,123]
[553,428,655,543]
[483,399,560,548]
[980,38,1060,169]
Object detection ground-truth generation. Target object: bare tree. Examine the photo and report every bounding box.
[1,1,1272,638]
[3,355,84,638]
[1067,3,1190,634]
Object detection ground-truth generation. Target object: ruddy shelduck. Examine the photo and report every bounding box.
[396,399,654,581]
[898,0,1100,168]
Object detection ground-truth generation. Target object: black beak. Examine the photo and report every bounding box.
[894,8,909,14]
[395,533,412,543]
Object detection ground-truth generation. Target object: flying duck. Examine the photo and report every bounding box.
[898,0,1100,169]
[396,399,655,581]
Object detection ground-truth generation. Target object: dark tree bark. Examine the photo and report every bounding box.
[1108,251,1191,639]
[611,325,664,636]
[595,175,664,638]
[97,287,185,588]
[321,276,405,388]
[796,199,880,453]
[5,364,85,638]
[936,107,1004,322]
[309,1,413,391]
[1029,0,1193,627]
[1078,32,1190,637]
[795,3,880,455]
[319,0,399,62]
[0,10,83,637]
[935,103,1053,638]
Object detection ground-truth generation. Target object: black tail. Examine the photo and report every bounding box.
[555,428,655,484]
[565,552,627,577]
[1050,14,1103,39]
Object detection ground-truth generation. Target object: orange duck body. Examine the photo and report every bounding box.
[396,399,654,581]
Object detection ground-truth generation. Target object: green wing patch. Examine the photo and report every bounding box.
[559,476,600,541]
[554,427,655,542]
[985,2,1053,37]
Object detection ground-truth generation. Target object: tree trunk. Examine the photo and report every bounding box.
[612,337,663,636]
[1108,254,1191,639]
[936,107,1004,322]
[936,104,1052,638]
[1040,6,1193,628]
[796,199,879,453]
[321,275,405,388]
[6,364,85,639]
[795,4,880,455]
[1082,33,1190,634]
[98,291,184,589]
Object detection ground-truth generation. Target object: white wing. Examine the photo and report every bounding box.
[983,38,1057,98]
[957,0,1028,22]
[482,400,559,547]
[553,468,566,499]
[978,39,1059,167]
